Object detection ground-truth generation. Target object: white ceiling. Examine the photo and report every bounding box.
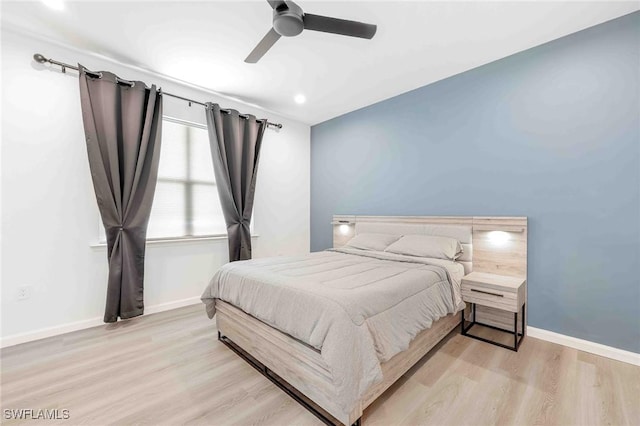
[2,1,638,124]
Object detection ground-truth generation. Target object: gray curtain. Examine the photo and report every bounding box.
[205,103,266,261]
[78,65,163,323]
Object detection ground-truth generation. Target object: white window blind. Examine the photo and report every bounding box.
[147,118,226,239]
[98,117,228,242]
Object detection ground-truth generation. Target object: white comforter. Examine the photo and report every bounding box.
[201,248,464,420]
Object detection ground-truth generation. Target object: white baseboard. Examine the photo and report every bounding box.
[527,326,640,366]
[0,296,202,349]
[143,296,202,316]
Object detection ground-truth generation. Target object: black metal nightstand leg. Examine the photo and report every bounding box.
[515,303,526,351]
[514,311,518,349]
[461,302,525,352]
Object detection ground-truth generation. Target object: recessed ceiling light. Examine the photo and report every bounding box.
[294,94,306,105]
[41,0,65,11]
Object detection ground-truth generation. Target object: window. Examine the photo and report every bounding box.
[147,117,226,239]
[98,117,227,242]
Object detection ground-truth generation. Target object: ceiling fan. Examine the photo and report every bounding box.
[245,0,377,63]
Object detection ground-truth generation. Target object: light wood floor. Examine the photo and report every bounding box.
[1,305,638,426]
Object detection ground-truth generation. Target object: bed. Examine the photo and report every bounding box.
[202,216,528,425]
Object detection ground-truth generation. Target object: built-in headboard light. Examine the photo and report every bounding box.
[331,218,355,236]
[487,230,511,246]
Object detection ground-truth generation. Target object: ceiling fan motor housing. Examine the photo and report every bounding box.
[273,4,304,37]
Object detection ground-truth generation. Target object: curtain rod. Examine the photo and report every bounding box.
[32,53,283,129]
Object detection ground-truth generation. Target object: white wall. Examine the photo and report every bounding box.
[0,30,310,344]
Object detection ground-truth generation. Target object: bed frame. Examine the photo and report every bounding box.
[216,215,528,425]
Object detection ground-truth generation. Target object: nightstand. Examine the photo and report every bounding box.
[460,271,526,351]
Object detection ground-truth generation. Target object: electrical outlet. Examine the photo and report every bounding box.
[17,286,33,301]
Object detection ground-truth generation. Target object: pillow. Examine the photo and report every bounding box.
[345,233,401,252]
[384,234,463,260]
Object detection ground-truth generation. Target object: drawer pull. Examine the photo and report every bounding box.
[470,288,504,297]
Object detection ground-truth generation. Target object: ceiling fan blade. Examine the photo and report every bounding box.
[245,28,281,63]
[267,0,287,10]
[303,14,377,39]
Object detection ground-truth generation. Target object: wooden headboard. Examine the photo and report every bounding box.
[332,215,527,278]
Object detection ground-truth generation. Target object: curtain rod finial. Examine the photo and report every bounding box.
[33,53,48,64]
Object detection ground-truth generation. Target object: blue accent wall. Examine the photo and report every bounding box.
[310,12,640,353]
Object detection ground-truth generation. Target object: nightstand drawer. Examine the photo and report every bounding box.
[461,283,519,312]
